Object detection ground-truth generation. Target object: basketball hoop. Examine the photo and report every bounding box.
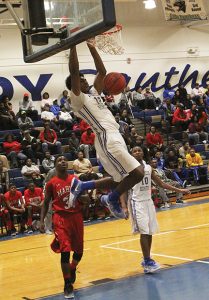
[89,24,124,55]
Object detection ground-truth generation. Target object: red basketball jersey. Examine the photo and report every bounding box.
[45,175,82,213]
[24,187,44,206]
[4,190,23,208]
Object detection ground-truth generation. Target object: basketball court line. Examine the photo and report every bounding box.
[100,222,209,265]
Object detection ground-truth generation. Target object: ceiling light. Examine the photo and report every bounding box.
[143,0,156,9]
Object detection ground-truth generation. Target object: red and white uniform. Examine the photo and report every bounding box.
[24,187,44,213]
[45,175,83,254]
[4,190,23,209]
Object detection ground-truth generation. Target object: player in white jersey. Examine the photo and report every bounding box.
[65,42,144,218]
[128,146,190,273]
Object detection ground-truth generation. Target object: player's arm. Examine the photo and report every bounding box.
[68,46,81,96]
[87,42,106,94]
[120,192,129,220]
[40,184,52,233]
[151,170,190,194]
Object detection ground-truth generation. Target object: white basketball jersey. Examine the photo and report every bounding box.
[70,91,119,134]
[132,161,152,202]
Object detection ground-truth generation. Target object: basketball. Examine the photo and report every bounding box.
[103,72,126,95]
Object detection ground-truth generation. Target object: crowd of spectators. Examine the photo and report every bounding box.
[0,81,209,235]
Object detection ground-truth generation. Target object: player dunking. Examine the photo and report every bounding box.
[40,155,86,299]
[65,42,144,217]
[127,146,190,273]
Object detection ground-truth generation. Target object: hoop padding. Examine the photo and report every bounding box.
[91,25,124,55]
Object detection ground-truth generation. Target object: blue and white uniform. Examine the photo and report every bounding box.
[129,161,158,235]
[70,91,139,182]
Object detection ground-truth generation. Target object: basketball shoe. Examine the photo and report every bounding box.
[64,282,74,299]
[100,194,125,219]
[141,258,161,274]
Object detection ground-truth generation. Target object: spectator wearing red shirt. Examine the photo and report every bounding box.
[79,119,89,132]
[3,134,27,168]
[24,182,44,232]
[172,104,190,131]
[4,184,26,234]
[146,126,164,153]
[79,127,96,159]
[39,122,62,154]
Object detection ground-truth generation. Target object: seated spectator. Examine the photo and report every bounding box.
[3,134,27,168]
[163,83,175,101]
[118,99,130,114]
[21,158,41,184]
[143,87,158,109]
[4,184,26,235]
[132,86,145,109]
[179,141,191,160]
[79,127,95,159]
[41,104,59,131]
[50,99,60,117]
[120,109,133,127]
[191,82,205,103]
[41,92,53,109]
[2,95,16,120]
[187,119,208,145]
[24,182,44,232]
[60,90,70,107]
[42,151,55,173]
[17,110,40,138]
[79,119,89,132]
[146,125,164,153]
[154,151,165,170]
[151,158,185,205]
[19,93,38,121]
[176,84,187,103]
[161,98,175,129]
[58,122,73,138]
[0,101,18,130]
[68,132,80,159]
[186,148,208,184]
[21,130,43,164]
[197,106,208,128]
[119,86,132,104]
[58,106,73,129]
[73,151,99,181]
[39,122,62,154]
[172,90,181,105]
[172,103,190,131]
[130,135,150,162]
[0,160,9,193]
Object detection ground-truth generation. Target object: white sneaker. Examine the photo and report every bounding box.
[45,230,53,235]
[164,202,170,208]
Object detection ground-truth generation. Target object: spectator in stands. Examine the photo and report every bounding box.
[132,86,145,109]
[154,151,165,170]
[179,141,191,160]
[18,110,34,132]
[146,125,164,153]
[115,115,129,142]
[151,158,185,205]
[186,148,207,184]
[3,134,27,168]
[79,119,89,132]
[188,103,198,121]
[19,93,38,121]
[119,86,132,104]
[162,98,175,129]
[50,99,61,117]
[73,151,99,181]
[187,118,208,145]
[4,183,26,234]
[58,122,72,138]
[41,92,53,108]
[143,87,159,109]
[0,155,9,169]
[21,158,41,184]
[0,160,9,193]
[79,127,95,159]
[172,103,190,131]
[21,130,43,164]
[172,90,181,105]
[58,106,73,129]
[68,132,80,159]
[120,109,133,127]
[176,84,187,102]
[39,122,62,154]
[191,83,205,103]
[130,135,150,162]
[60,90,70,107]
[127,126,138,145]
[41,104,59,131]
[42,151,55,173]
[117,99,130,114]
[0,101,18,130]
[163,83,175,101]
[24,182,44,232]
[197,106,208,128]
[2,95,16,120]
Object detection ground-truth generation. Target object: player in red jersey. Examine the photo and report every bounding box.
[0,193,12,235]
[40,155,87,299]
[24,182,44,233]
[4,184,26,235]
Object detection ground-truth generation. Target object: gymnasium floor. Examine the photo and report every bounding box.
[1,198,209,300]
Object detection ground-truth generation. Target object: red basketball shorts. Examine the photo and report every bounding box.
[51,212,84,254]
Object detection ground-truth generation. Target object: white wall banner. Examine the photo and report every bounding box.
[161,0,208,21]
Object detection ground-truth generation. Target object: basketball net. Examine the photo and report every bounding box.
[89,24,124,55]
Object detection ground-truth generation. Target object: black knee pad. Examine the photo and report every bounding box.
[61,252,70,263]
[73,252,83,262]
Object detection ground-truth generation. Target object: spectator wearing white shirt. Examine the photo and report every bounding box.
[19,93,38,121]
[41,92,53,109]
[41,104,59,131]
[191,83,205,104]
[58,106,73,129]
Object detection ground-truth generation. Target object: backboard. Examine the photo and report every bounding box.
[20,0,116,63]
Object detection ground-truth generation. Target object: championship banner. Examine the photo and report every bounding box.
[161,0,208,21]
